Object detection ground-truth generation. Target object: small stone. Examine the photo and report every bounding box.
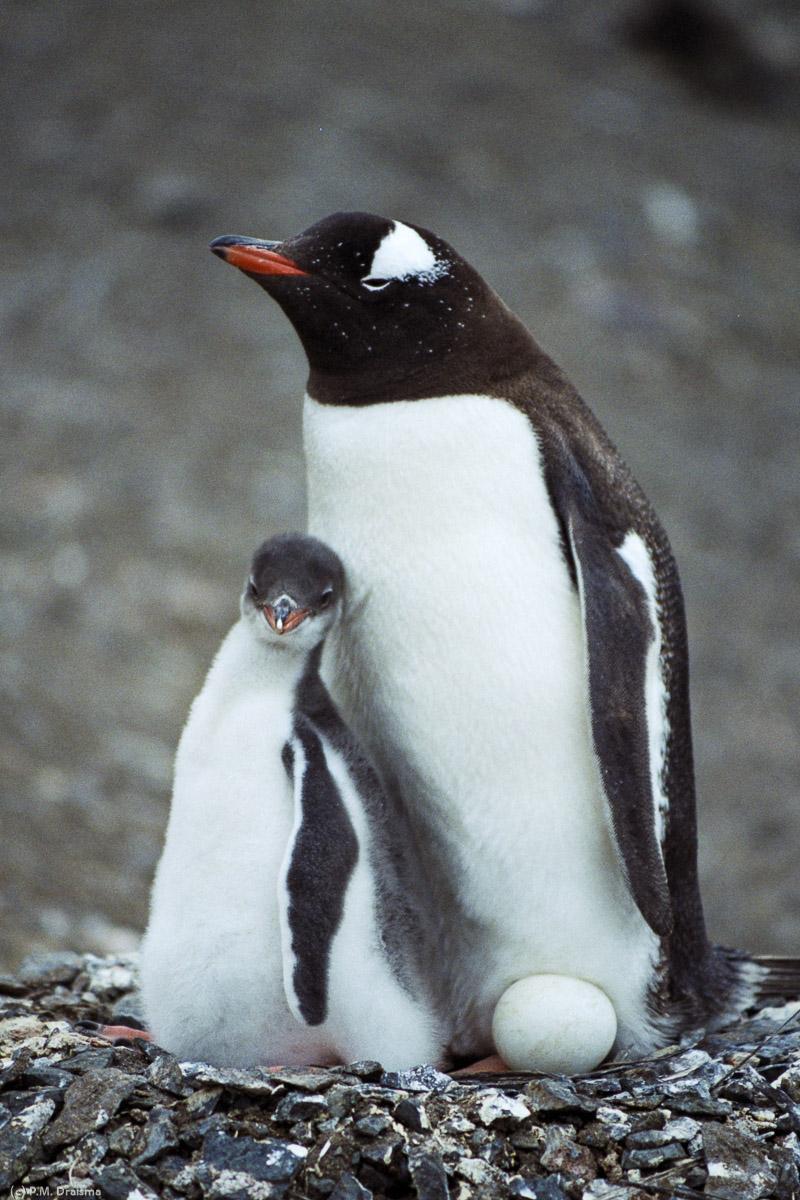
[510,1125,544,1151]
[42,1068,137,1148]
[622,1141,686,1169]
[511,1178,570,1200]
[329,1172,373,1199]
[147,1050,189,1095]
[343,1061,384,1081]
[473,1088,530,1130]
[308,1176,337,1196]
[273,1092,329,1123]
[440,1111,474,1135]
[703,1122,777,1199]
[59,1047,116,1073]
[354,1113,392,1137]
[662,1047,713,1076]
[408,1146,449,1200]
[540,1124,598,1182]
[525,1077,592,1114]
[156,1153,197,1189]
[81,956,138,997]
[0,1014,59,1053]
[594,1104,632,1141]
[626,1116,700,1147]
[0,1094,58,1191]
[179,1062,279,1094]
[111,989,147,1028]
[715,1061,771,1102]
[3,1085,65,1114]
[454,1156,506,1187]
[183,1087,221,1117]
[0,975,31,997]
[19,951,84,987]
[269,1066,339,1091]
[661,1078,733,1117]
[394,1096,429,1132]
[583,1182,644,1199]
[359,1135,403,1170]
[19,1065,75,1090]
[508,1179,539,1199]
[382,1063,454,1093]
[133,1104,179,1164]
[72,1130,109,1169]
[325,1084,360,1119]
[201,1128,308,1184]
[91,1161,158,1200]
[107,1124,138,1155]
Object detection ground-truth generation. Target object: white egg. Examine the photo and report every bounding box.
[491,974,618,1075]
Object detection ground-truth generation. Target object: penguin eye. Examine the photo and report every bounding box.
[319,589,334,609]
[361,276,390,292]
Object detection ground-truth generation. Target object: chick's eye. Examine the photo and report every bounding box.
[319,589,334,609]
[361,276,390,292]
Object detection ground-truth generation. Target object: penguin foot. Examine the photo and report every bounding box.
[76,1020,153,1045]
[451,1054,509,1076]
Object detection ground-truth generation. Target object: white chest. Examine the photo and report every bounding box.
[164,624,296,871]
[304,393,589,821]
[303,394,659,1047]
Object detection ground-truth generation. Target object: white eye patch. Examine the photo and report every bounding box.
[363,220,445,288]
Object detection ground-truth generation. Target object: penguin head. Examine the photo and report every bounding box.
[210,211,536,405]
[241,533,344,650]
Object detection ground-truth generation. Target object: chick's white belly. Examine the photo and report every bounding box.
[141,690,337,1067]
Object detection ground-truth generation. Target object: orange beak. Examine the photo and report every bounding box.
[210,236,308,277]
[264,605,312,634]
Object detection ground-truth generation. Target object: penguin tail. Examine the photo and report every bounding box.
[750,955,800,1003]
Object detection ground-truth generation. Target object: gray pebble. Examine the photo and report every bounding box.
[273,1092,329,1123]
[703,1123,778,1199]
[329,1173,373,1200]
[408,1146,449,1200]
[200,1128,308,1184]
[19,952,84,987]
[42,1068,136,1148]
[132,1104,180,1165]
[0,1094,58,1190]
[622,1140,686,1169]
[381,1064,454,1093]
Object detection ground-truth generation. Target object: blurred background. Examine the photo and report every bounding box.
[1,0,799,972]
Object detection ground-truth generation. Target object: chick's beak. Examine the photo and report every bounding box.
[264,597,311,634]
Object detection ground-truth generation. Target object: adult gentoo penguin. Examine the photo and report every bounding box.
[140,533,443,1070]
[210,213,800,1068]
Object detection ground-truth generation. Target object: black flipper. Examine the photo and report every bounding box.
[557,461,673,937]
[280,717,359,1026]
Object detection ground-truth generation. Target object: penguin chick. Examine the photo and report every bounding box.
[140,533,443,1070]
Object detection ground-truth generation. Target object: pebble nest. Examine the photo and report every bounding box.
[2,955,800,1199]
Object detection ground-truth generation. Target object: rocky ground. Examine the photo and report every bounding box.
[3,953,800,1199]
[1,1,800,969]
